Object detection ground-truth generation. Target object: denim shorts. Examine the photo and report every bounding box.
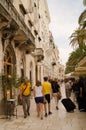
[35,96,44,103]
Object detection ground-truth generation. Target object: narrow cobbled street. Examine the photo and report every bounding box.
[0,84,86,130]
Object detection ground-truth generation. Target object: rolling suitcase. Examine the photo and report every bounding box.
[61,98,76,112]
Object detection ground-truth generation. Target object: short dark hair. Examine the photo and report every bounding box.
[44,77,48,81]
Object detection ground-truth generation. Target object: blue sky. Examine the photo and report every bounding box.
[47,0,86,66]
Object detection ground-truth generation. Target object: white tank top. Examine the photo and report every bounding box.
[35,86,43,97]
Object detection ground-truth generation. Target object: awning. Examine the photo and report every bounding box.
[73,70,86,76]
[73,56,86,76]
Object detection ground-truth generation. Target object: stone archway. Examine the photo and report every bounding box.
[3,44,16,99]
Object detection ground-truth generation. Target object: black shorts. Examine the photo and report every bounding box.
[44,94,50,103]
[35,96,44,104]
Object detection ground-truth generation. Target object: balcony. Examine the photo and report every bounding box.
[1,19,18,40]
[18,39,35,53]
[0,0,35,51]
[32,48,44,62]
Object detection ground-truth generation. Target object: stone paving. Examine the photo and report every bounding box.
[0,84,86,130]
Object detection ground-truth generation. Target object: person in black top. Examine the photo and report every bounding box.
[72,79,79,102]
[77,76,86,111]
[50,78,62,110]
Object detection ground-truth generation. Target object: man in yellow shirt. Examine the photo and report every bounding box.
[20,77,31,118]
[42,77,53,117]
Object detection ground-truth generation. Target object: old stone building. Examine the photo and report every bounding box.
[0,0,64,114]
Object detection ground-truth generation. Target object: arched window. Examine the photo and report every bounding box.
[4,45,16,76]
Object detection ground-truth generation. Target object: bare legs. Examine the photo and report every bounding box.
[36,103,43,119]
[53,93,59,109]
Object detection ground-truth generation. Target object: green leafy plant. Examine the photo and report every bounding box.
[1,74,23,100]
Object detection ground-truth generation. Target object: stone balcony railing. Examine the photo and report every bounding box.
[32,48,44,62]
[0,0,35,51]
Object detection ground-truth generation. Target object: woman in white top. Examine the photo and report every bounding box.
[33,80,44,120]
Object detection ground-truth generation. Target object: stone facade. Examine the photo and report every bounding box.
[0,0,64,114]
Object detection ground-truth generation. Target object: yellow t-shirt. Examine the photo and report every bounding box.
[42,81,51,95]
[20,82,31,96]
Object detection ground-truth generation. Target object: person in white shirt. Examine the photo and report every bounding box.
[65,80,72,98]
[33,80,44,120]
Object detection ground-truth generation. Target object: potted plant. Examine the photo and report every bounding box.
[0,74,23,115]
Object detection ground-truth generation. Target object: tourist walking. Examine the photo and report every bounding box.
[42,77,53,117]
[20,77,31,118]
[71,79,79,102]
[51,79,62,110]
[65,79,72,98]
[33,80,44,120]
